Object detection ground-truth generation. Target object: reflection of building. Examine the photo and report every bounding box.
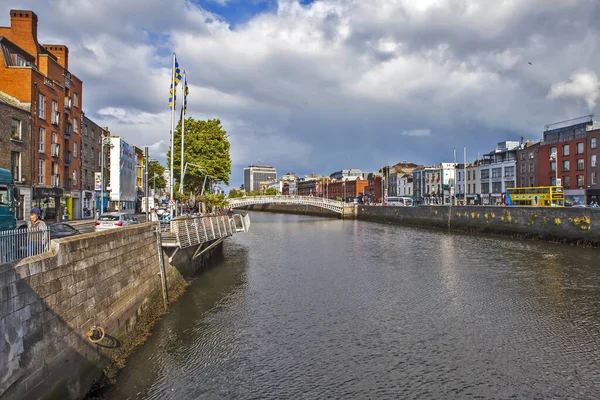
[1,91,32,221]
[108,137,136,213]
[243,165,277,193]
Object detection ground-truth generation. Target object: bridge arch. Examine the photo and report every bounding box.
[228,195,345,214]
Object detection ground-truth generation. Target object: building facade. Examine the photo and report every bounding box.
[478,142,519,205]
[465,162,479,205]
[588,128,600,203]
[81,114,107,218]
[516,141,539,189]
[0,91,32,220]
[0,10,83,221]
[107,137,136,213]
[397,174,413,197]
[243,165,277,193]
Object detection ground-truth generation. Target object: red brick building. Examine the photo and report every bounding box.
[516,141,539,188]
[587,128,600,203]
[297,179,322,196]
[0,10,83,220]
[326,179,368,201]
[363,174,383,203]
[538,120,589,205]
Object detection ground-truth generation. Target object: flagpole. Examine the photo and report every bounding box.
[180,70,186,196]
[464,146,467,205]
[170,53,176,216]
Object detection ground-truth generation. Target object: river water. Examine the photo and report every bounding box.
[108,212,600,399]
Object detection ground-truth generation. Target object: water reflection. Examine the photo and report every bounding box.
[110,212,600,399]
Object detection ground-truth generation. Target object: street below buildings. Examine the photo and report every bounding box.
[68,214,147,234]
[105,212,600,399]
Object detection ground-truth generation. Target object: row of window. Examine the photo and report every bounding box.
[37,128,78,156]
[10,152,79,187]
[37,93,78,119]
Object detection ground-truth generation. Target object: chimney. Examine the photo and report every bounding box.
[8,10,39,58]
[42,44,69,70]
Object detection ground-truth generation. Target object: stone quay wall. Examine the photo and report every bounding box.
[0,223,199,400]
[357,205,600,245]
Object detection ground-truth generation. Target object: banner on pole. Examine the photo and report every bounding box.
[94,172,102,190]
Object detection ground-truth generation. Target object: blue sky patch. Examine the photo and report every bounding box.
[192,0,278,28]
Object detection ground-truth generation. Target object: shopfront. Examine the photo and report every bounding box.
[33,187,64,222]
[82,190,95,219]
[587,189,600,205]
[564,189,586,206]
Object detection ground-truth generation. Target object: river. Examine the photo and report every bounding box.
[107,212,600,399]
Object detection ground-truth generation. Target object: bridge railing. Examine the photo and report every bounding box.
[228,195,346,213]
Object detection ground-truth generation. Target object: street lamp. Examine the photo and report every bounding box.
[201,174,214,197]
[180,162,207,194]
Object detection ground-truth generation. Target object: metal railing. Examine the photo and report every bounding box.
[160,213,250,248]
[0,227,50,265]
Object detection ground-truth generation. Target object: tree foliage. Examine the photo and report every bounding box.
[264,187,278,195]
[167,118,231,195]
[228,188,245,198]
[200,192,229,208]
[147,160,167,189]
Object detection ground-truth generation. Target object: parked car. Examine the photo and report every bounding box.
[94,213,140,231]
[49,222,81,239]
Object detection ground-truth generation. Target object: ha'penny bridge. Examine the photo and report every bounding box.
[227,195,357,217]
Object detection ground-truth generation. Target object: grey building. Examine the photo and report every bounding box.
[82,114,109,218]
[243,165,277,193]
[329,169,363,180]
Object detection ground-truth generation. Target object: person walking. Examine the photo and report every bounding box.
[149,208,159,222]
[27,208,48,256]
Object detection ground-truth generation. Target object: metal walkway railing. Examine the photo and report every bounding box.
[161,213,251,248]
[0,227,50,265]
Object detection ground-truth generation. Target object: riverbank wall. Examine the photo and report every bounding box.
[239,203,340,218]
[357,205,600,245]
[0,223,221,400]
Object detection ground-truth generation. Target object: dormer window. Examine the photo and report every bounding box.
[15,54,27,66]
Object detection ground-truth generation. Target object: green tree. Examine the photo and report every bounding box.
[200,192,229,208]
[264,187,278,195]
[148,160,167,190]
[168,118,231,195]
[228,188,245,198]
[249,190,261,196]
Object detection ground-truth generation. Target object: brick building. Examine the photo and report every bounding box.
[0,10,83,220]
[81,114,108,218]
[326,178,368,201]
[297,178,322,196]
[538,118,590,205]
[516,141,539,188]
[587,128,600,203]
[0,91,32,220]
[364,173,383,203]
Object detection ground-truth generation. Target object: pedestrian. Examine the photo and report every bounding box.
[27,208,48,256]
[149,208,159,222]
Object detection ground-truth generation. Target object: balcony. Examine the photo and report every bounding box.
[52,112,60,126]
[51,174,60,187]
[65,151,72,165]
[51,143,60,157]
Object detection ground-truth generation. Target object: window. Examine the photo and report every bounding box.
[529,152,534,159]
[98,151,101,167]
[577,175,584,186]
[551,177,556,186]
[481,183,490,193]
[52,132,58,144]
[73,170,77,186]
[467,171,471,180]
[73,118,78,133]
[550,147,557,158]
[521,164,525,174]
[592,155,597,168]
[492,168,502,178]
[73,93,78,107]
[38,128,45,153]
[577,142,584,154]
[521,176,526,186]
[15,54,27,66]
[529,176,534,186]
[563,175,570,187]
[521,153,525,160]
[38,94,45,119]
[577,159,584,171]
[11,152,21,181]
[562,144,570,156]
[593,171,598,185]
[550,162,556,172]
[38,160,44,184]
[74,142,78,158]
[492,182,502,193]
[51,100,59,125]
[481,170,489,180]
[592,137,597,149]
[562,160,570,171]
[11,118,22,140]
[529,163,534,173]
[504,166,515,177]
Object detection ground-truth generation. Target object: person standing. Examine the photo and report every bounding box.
[149,208,159,222]
[27,208,48,256]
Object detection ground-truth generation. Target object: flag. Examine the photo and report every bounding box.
[168,55,183,108]
[183,77,189,114]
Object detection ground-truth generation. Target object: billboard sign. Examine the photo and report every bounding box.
[94,172,102,190]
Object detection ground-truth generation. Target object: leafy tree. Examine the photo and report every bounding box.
[148,160,167,190]
[228,188,245,198]
[167,118,231,195]
[200,192,229,208]
[249,190,261,196]
[264,187,278,195]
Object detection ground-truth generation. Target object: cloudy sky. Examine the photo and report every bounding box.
[2,0,600,188]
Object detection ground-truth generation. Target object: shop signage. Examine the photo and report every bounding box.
[34,187,63,198]
[94,172,102,191]
[71,192,81,199]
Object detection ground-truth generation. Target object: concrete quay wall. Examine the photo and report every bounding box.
[0,223,217,400]
[358,205,600,245]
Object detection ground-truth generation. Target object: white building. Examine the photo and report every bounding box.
[244,165,277,193]
[478,141,519,205]
[397,174,413,197]
[466,162,480,205]
[107,137,137,213]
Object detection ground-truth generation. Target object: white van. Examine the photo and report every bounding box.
[384,197,413,206]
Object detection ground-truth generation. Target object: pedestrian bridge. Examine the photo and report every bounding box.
[228,195,349,214]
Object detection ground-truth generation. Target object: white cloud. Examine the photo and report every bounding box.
[547,70,600,109]
[401,129,431,137]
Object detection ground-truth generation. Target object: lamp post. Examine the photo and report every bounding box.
[180,162,207,195]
